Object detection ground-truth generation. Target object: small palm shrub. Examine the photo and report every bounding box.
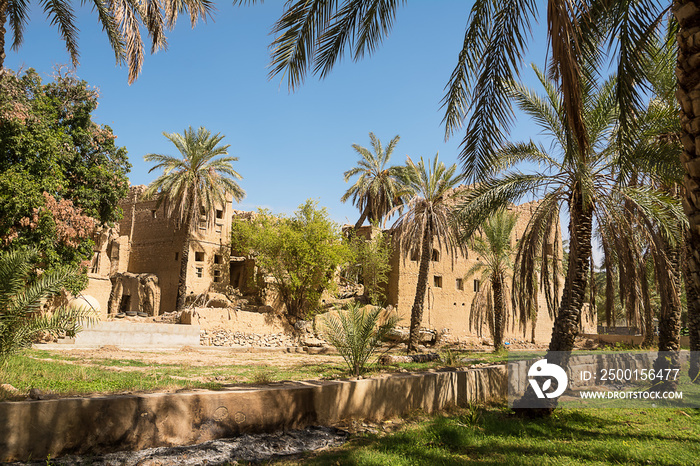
[322,302,398,376]
[0,247,97,364]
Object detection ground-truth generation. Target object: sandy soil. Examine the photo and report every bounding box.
[42,345,340,366]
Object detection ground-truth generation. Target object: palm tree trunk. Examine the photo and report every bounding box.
[653,240,682,391]
[175,203,195,311]
[657,244,682,353]
[408,222,432,353]
[589,255,596,316]
[548,190,593,352]
[641,257,654,348]
[683,233,700,381]
[674,0,700,382]
[603,241,614,329]
[492,273,504,351]
[354,206,369,230]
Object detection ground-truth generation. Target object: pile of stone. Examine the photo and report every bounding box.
[200,329,297,347]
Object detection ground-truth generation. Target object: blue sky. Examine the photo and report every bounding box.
[5,1,550,226]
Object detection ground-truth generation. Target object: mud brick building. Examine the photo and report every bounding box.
[84,185,240,316]
[379,200,595,344]
[83,186,595,345]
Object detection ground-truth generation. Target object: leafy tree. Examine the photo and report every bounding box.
[0,68,130,291]
[0,0,214,83]
[231,200,351,321]
[341,132,405,229]
[321,302,398,376]
[0,247,96,364]
[462,209,518,351]
[144,126,245,312]
[344,227,392,306]
[391,154,465,352]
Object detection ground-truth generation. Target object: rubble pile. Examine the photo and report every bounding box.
[200,330,297,347]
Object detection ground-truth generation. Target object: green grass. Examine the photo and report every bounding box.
[0,348,510,398]
[282,405,700,465]
[0,354,223,396]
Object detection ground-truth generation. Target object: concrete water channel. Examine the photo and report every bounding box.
[0,366,507,462]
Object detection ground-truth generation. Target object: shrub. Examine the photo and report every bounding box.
[321,302,398,376]
[343,227,392,306]
[231,200,351,321]
[0,248,97,364]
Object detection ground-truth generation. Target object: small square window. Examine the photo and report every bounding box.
[196,267,203,278]
[216,209,224,220]
[213,269,221,283]
[151,209,157,219]
[214,254,223,265]
[195,251,204,262]
[410,249,419,261]
[473,279,480,292]
[433,276,442,288]
[456,278,463,291]
[431,249,440,261]
[175,252,179,261]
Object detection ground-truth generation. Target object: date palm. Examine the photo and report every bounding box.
[456,65,685,354]
[341,132,404,229]
[0,247,96,363]
[463,209,518,351]
[390,154,464,352]
[0,0,214,83]
[144,126,245,311]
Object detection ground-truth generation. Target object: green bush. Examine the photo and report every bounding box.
[321,302,398,376]
[231,200,351,321]
[343,227,392,306]
[0,248,97,364]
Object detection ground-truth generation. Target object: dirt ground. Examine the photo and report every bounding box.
[38,336,567,370]
[41,345,345,369]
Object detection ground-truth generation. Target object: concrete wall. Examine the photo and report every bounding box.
[385,201,563,344]
[73,322,201,348]
[582,333,691,347]
[0,366,506,462]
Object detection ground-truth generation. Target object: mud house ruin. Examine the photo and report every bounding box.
[83,185,595,345]
[83,185,251,317]
[380,201,595,344]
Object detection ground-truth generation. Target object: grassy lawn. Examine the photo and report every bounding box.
[280,405,700,465]
[0,348,507,399]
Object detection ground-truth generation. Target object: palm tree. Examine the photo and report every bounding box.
[462,209,518,351]
[390,154,464,352]
[0,0,213,83]
[247,0,698,374]
[239,0,590,178]
[0,247,96,363]
[144,126,245,311]
[456,65,685,354]
[341,132,404,229]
